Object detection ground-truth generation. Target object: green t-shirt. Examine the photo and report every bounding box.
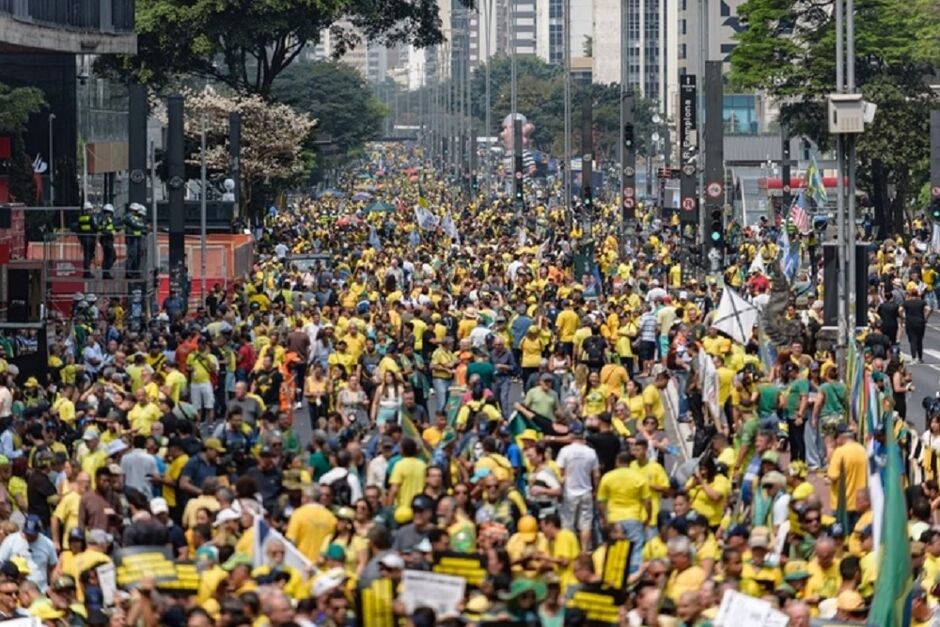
[756,383,780,418]
[784,378,810,418]
[819,381,847,416]
[524,386,559,419]
[308,450,331,481]
[736,416,760,469]
[466,361,495,388]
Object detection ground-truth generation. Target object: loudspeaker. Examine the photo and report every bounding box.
[7,268,42,322]
[0,206,10,229]
[855,243,869,329]
[823,242,839,327]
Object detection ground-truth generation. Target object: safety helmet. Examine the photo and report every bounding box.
[86,294,98,304]
[73,293,84,302]
[103,204,114,213]
[129,202,145,214]
[82,202,93,211]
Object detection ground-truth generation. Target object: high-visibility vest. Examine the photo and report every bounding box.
[77,213,94,233]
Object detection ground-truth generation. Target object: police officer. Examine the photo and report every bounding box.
[98,203,117,279]
[124,202,146,279]
[76,201,97,278]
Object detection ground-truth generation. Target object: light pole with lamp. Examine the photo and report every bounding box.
[200,84,213,302]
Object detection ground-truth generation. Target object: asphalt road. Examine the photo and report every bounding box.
[900,322,940,433]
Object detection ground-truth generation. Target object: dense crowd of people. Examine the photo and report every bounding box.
[0,143,937,626]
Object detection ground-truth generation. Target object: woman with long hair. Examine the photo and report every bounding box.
[304,362,330,431]
[370,371,405,427]
[321,506,369,577]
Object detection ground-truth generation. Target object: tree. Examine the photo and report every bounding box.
[0,81,46,205]
[271,61,385,172]
[99,0,453,97]
[730,0,940,235]
[154,89,316,214]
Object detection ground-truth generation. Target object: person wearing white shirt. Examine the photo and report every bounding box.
[0,421,24,459]
[0,382,11,419]
[555,422,599,549]
[120,435,159,495]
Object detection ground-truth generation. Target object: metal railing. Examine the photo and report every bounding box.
[0,0,135,33]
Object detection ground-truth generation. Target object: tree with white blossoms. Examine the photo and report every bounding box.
[155,88,316,215]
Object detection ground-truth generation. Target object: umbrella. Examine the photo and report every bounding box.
[351,192,372,202]
[367,201,395,213]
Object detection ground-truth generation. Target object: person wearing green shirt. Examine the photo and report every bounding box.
[812,367,848,458]
[515,374,560,423]
[780,363,810,463]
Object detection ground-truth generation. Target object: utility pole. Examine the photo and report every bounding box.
[619,0,637,244]
[563,0,572,221]
[483,0,493,191]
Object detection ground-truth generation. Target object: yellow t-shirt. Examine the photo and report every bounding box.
[165,369,188,403]
[686,474,732,527]
[550,528,581,590]
[629,459,670,524]
[286,504,337,563]
[52,397,76,423]
[163,454,190,507]
[506,533,551,578]
[555,310,579,342]
[389,457,427,507]
[597,466,651,523]
[52,490,81,548]
[186,351,218,385]
[519,335,545,368]
[666,565,706,604]
[129,401,162,436]
[642,384,665,428]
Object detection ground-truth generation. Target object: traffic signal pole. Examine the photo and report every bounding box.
[931,111,940,220]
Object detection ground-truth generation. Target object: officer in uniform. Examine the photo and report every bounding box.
[124,202,146,279]
[75,201,97,278]
[98,203,117,279]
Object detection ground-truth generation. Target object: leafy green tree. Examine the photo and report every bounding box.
[100,0,453,97]
[271,61,386,171]
[730,0,940,235]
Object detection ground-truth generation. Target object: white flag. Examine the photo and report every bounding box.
[698,349,721,426]
[442,213,460,242]
[253,515,313,572]
[712,287,759,346]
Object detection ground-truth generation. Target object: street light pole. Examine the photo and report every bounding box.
[200,88,209,302]
[484,0,493,191]
[509,0,517,117]
[835,0,847,353]
[563,0,572,221]
[846,0,858,334]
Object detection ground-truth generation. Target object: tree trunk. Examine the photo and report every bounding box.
[891,191,906,237]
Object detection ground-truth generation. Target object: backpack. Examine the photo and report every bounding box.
[330,471,353,507]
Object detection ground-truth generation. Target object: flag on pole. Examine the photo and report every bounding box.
[711,287,760,346]
[867,437,885,553]
[777,223,799,281]
[442,213,460,243]
[805,155,829,207]
[368,225,383,252]
[788,191,812,234]
[252,515,313,572]
[867,411,913,627]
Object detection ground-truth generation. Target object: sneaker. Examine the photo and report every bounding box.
[293,401,302,410]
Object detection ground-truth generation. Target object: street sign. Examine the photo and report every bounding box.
[623,197,635,209]
[706,182,723,198]
[624,187,635,198]
[682,164,696,177]
[515,171,523,179]
[782,184,791,194]
[624,166,635,177]
[932,186,940,197]
[682,197,696,211]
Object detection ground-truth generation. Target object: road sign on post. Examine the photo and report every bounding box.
[513,116,524,209]
[679,75,698,225]
[703,61,724,256]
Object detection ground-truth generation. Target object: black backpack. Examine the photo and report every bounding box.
[330,470,353,507]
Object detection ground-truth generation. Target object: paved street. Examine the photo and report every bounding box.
[900,322,940,433]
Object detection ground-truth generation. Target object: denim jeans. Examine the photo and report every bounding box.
[620,520,647,574]
[432,377,451,413]
[804,410,825,470]
[494,377,512,418]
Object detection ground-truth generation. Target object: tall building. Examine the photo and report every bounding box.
[592,0,679,119]
[676,0,747,76]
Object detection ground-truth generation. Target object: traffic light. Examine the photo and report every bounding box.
[583,185,593,211]
[931,197,940,222]
[709,208,724,248]
[623,124,634,150]
[514,178,524,204]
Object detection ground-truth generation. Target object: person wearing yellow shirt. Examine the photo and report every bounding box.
[430,338,458,413]
[629,439,670,527]
[385,439,427,508]
[597,451,651,574]
[555,304,579,354]
[686,512,720,576]
[685,458,732,528]
[152,439,189,516]
[342,324,367,362]
[540,513,580,591]
[519,326,546,380]
[163,364,188,403]
[51,388,77,424]
[642,373,669,429]
[128,388,162,437]
[327,341,355,375]
[187,338,219,422]
[665,536,707,604]
[804,536,842,603]
[740,531,783,597]
[505,515,551,578]
[286,490,337,563]
[51,472,90,549]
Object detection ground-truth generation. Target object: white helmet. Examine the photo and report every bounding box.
[83,201,93,211]
[103,203,114,213]
[73,293,85,302]
[130,202,145,214]
[86,294,98,304]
